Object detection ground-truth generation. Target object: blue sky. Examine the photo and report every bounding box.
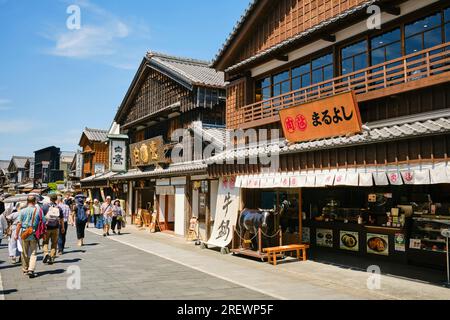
[0,0,249,160]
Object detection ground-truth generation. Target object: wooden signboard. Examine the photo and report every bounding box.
[130,136,170,167]
[279,91,362,143]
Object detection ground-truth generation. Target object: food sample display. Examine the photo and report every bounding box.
[367,233,389,256]
[340,231,359,251]
[410,216,450,253]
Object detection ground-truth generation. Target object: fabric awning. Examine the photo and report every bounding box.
[236,162,450,189]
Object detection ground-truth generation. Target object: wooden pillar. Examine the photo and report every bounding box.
[184,177,192,236]
[206,180,211,240]
[298,188,303,244]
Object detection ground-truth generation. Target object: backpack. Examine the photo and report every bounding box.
[35,210,47,240]
[76,205,88,223]
[46,205,61,228]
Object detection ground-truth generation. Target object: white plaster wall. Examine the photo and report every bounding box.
[174,187,185,236]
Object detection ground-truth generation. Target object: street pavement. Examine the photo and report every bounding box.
[2,219,450,300]
[0,225,272,300]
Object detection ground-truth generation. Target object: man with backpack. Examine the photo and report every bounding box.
[74,194,89,246]
[43,194,64,265]
[15,196,45,278]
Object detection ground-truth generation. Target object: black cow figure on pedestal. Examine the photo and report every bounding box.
[238,208,277,250]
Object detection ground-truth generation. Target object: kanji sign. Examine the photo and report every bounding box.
[279,91,362,143]
[129,136,169,167]
[207,177,240,248]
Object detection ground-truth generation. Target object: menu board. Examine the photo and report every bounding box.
[316,229,333,248]
[340,231,359,252]
[367,233,389,256]
[302,227,310,244]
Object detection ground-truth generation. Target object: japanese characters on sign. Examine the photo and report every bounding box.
[75,152,83,178]
[129,136,169,167]
[110,140,127,172]
[279,91,362,143]
[207,176,240,248]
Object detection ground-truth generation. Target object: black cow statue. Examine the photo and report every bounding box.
[238,208,277,250]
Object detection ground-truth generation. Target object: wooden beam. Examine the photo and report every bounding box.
[381,4,401,16]
[320,34,336,43]
[275,55,289,62]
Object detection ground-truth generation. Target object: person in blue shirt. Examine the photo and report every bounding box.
[15,196,45,278]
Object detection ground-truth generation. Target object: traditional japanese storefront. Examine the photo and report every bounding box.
[210,0,450,270]
[111,51,226,237]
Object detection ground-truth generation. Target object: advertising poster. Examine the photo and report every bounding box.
[340,231,359,252]
[316,229,333,248]
[367,233,389,256]
[394,233,406,252]
[302,227,310,244]
[409,238,422,250]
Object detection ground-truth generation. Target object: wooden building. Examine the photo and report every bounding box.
[210,0,450,269]
[110,52,226,239]
[79,128,110,200]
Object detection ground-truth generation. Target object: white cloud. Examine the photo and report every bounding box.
[0,120,36,133]
[41,0,150,69]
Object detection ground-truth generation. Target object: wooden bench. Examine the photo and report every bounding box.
[263,244,310,266]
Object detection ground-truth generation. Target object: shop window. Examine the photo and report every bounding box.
[370,28,402,65]
[312,54,334,86]
[255,76,271,102]
[445,7,450,42]
[370,28,402,87]
[292,63,311,91]
[405,12,443,55]
[341,40,369,75]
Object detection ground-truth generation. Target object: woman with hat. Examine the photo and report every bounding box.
[111,200,124,235]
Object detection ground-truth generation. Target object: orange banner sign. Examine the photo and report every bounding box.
[279,91,362,143]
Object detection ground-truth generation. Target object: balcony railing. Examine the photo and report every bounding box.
[229,42,450,129]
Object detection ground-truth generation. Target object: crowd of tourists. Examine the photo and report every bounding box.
[0,193,125,278]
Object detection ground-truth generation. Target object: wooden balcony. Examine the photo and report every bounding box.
[229,42,450,129]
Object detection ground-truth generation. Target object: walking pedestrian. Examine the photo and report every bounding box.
[111,200,124,235]
[0,208,8,245]
[57,196,70,255]
[15,196,45,278]
[43,194,64,265]
[85,198,92,228]
[101,196,113,237]
[6,203,22,264]
[92,199,101,228]
[74,195,89,246]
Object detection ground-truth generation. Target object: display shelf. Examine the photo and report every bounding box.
[419,239,446,244]
[417,227,444,233]
[410,247,447,254]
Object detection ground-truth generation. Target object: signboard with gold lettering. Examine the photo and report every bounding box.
[279,91,362,143]
[130,136,169,167]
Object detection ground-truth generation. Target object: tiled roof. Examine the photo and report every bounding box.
[112,162,207,181]
[11,156,33,169]
[212,0,261,67]
[190,121,227,149]
[60,151,76,163]
[207,110,450,163]
[80,171,118,183]
[0,160,9,170]
[147,52,226,88]
[82,128,108,142]
[217,0,377,73]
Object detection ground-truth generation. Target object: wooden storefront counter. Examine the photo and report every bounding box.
[303,220,407,263]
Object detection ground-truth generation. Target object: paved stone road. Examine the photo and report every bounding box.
[0,226,272,300]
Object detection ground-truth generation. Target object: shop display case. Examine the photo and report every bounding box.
[410,216,450,253]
